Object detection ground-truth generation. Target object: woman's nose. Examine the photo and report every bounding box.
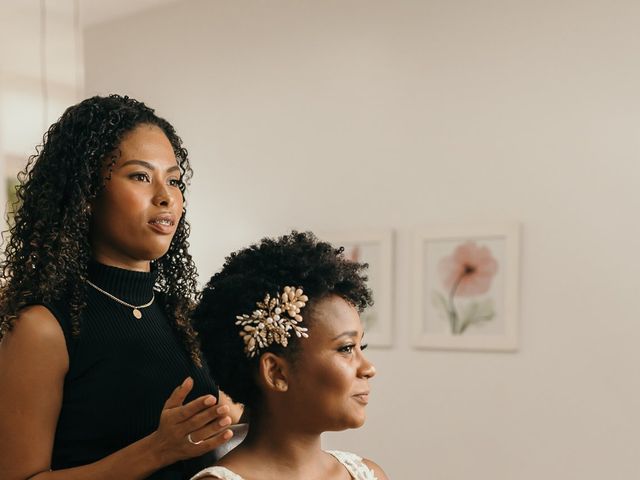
[153,183,173,207]
[359,352,376,379]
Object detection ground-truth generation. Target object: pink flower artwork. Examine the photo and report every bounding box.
[346,245,361,263]
[438,241,498,297]
[433,241,499,335]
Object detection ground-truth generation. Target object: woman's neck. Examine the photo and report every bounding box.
[91,254,151,272]
[244,416,322,453]
[221,410,332,480]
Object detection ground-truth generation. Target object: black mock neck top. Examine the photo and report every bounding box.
[45,262,218,479]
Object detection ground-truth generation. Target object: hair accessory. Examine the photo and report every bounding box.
[235,286,309,358]
[87,280,154,319]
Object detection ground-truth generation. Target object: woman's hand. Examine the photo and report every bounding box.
[149,377,234,466]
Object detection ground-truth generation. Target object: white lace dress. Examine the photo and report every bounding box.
[190,450,378,480]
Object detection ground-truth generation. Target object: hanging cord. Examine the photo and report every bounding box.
[40,0,49,131]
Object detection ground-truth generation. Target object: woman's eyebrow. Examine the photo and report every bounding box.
[331,330,359,341]
[119,159,180,173]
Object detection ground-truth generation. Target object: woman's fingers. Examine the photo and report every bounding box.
[182,404,230,431]
[170,393,218,423]
[183,406,232,444]
[187,427,234,452]
[163,377,194,410]
[190,415,232,443]
[154,382,233,464]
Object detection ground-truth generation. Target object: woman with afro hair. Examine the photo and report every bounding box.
[0,95,236,479]
[191,231,388,480]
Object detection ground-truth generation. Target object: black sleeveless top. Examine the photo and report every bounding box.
[45,262,218,479]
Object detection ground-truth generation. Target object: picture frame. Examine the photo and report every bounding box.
[411,223,519,352]
[317,229,394,347]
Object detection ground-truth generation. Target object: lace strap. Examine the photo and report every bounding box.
[326,450,378,480]
[190,466,245,480]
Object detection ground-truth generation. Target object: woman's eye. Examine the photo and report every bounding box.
[361,343,368,351]
[339,344,355,354]
[168,178,183,188]
[130,173,150,182]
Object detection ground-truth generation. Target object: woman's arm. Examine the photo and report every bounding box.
[0,306,233,480]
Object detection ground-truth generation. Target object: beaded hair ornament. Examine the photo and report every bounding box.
[235,286,310,358]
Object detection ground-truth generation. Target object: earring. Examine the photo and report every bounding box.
[275,380,287,391]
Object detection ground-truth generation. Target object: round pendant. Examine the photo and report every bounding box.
[133,309,142,319]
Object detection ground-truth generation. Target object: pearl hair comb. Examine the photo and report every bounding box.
[235,286,309,358]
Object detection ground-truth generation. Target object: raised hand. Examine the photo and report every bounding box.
[151,377,234,466]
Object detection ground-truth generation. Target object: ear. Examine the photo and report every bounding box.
[259,352,290,392]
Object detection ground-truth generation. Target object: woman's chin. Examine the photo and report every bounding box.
[327,415,367,432]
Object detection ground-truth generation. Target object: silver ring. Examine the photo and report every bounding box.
[187,433,204,445]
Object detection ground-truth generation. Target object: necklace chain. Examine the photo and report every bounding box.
[87,280,154,319]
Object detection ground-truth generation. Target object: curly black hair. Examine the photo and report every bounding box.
[192,231,372,409]
[0,94,202,364]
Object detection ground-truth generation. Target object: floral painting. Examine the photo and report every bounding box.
[432,241,498,335]
[319,230,394,347]
[412,224,519,351]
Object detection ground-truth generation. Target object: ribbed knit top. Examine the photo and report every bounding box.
[45,262,218,479]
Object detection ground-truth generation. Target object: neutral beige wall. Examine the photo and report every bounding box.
[84,1,640,478]
[1,0,80,229]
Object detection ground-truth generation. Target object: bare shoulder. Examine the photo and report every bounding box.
[363,457,389,480]
[213,448,244,470]
[0,304,67,357]
[0,303,69,404]
[204,448,252,479]
[0,305,68,477]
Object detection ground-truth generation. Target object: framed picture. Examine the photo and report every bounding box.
[317,229,394,347]
[412,223,519,352]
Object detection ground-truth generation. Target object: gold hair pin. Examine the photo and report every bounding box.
[235,286,309,358]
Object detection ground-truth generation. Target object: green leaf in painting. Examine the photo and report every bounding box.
[459,298,495,334]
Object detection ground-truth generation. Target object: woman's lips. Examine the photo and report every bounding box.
[148,216,175,234]
[352,392,370,405]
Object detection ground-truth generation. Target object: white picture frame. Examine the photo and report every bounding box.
[317,229,394,348]
[412,223,519,352]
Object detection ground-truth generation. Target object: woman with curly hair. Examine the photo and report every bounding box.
[0,95,235,480]
[191,231,388,480]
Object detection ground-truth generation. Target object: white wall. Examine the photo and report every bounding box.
[84,1,640,478]
[0,0,82,226]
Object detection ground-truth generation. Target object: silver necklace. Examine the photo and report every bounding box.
[87,280,155,319]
